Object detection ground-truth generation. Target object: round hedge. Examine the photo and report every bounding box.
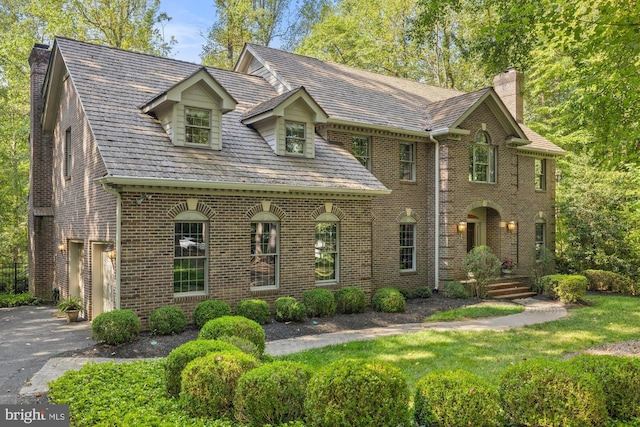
[274,297,307,322]
[302,288,336,317]
[372,287,406,313]
[414,370,504,427]
[499,359,608,427]
[235,299,271,324]
[304,358,411,427]
[193,299,231,329]
[334,287,366,314]
[180,351,259,418]
[91,309,140,345]
[234,361,314,426]
[164,339,242,396]
[567,354,640,421]
[149,305,187,335]
[198,315,266,355]
[217,335,261,359]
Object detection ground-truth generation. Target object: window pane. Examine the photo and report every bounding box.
[400,223,415,270]
[286,121,305,154]
[174,221,206,294]
[185,108,210,144]
[250,222,278,287]
[352,136,370,169]
[315,222,338,281]
[400,143,415,180]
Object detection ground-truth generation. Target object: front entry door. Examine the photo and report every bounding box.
[68,241,84,302]
[92,244,116,318]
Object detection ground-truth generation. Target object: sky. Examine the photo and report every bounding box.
[159,1,216,64]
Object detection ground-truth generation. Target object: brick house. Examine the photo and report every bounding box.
[28,38,564,325]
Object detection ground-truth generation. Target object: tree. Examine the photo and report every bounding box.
[462,245,500,299]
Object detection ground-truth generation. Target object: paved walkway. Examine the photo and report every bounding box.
[18,298,566,400]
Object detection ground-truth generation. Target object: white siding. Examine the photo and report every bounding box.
[181,84,222,150]
[284,100,315,158]
[249,57,288,94]
[254,117,278,152]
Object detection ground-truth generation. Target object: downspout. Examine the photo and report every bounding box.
[101,183,121,309]
[430,134,440,291]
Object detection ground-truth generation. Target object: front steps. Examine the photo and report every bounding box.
[486,279,537,300]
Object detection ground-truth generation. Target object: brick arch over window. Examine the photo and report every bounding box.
[167,199,217,220]
[311,202,346,221]
[245,201,286,220]
[395,208,421,224]
[532,211,549,222]
[463,200,504,219]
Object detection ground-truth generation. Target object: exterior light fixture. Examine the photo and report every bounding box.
[58,243,65,251]
[105,244,116,260]
[507,221,517,232]
[457,221,467,233]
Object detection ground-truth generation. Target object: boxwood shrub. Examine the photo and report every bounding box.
[193,299,231,329]
[304,358,411,427]
[235,298,271,325]
[217,335,261,359]
[414,370,503,427]
[179,351,259,418]
[274,297,307,322]
[499,358,608,426]
[164,339,242,396]
[91,309,140,345]
[541,274,587,303]
[234,361,314,426]
[372,287,406,313]
[198,315,266,355]
[583,270,636,295]
[302,289,336,317]
[334,286,366,314]
[413,286,433,298]
[442,281,469,299]
[149,305,187,335]
[567,354,640,421]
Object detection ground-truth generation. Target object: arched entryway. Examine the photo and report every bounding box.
[464,201,504,256]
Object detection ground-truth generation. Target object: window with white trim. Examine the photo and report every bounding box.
[469,131,496,183]
[352,136,371,170]
[285,121,305,154]
[535,158,546,190]
[400,142,416,181]
[399,217,416,271]
[315,215,339,283]
[185,107,211,145]
[250,215,279,288]
[174,221,207,294]
[535,221,546,261]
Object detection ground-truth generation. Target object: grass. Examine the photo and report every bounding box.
[424,302,524,322]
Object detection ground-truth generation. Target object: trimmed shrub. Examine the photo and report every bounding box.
[499,359,608,426]
[302,289,336,317]
[199,316,266,355]
[442,281,469,299]
[304,359,411,427]
[567,354,640,420]
[372,287,405,313]
[180,351,259,418]
[193,299,231,329]
[398,288,414,299]
[414,370,504,427]
[274,297,307,322]
[234,361,314,426]
[91,309,140,345]
[235,298,271,324]
[149,305,187,335]
[217,335,261,359]
[583,269,635,295]
[334,286,366,314]
[164,339,241,396]
[541,274,587,303]
[413,286,432,298]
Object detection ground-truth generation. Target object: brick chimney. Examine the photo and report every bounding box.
[493,68,524,124]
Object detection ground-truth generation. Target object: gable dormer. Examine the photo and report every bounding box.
[141,68,237,150]
[242,87,327,158]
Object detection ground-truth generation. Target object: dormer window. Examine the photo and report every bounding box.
[285,121,305,154]
[185,108,211,145]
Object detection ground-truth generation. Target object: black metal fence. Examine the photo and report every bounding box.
[0,263,28,294]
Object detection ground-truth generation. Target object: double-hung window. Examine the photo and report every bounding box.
[535,221,546,261]
[174,222,207,294]
[250,221,279,288]
[185,107,211,145]
[469,131,496,183]
[400,220,416,271]
[400,142,416,181]
[535,158,546,190]
[315,222,339,282]
[352,136,371,170]
[285,121,305,154]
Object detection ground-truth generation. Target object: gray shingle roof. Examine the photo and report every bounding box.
[54,38,388,193]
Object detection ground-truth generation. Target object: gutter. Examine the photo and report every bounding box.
[101,183,122,309]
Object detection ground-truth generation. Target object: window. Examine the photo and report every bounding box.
[185,107,211,145]
[64,127,71,178]
[535,221,546,261]
[250,221,279,288]
[352,136,371,170]
[400,223,416,271]
[285,121,305,154]
[469,131,496,183]
[535,158,546,190]
[174,222,207,294]
[400,142,416,181]
[315,222,338,282]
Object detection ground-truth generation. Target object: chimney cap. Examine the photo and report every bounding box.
[34,43,50,50]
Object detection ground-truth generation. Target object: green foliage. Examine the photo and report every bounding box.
[193,299,232,329]
[274,296,307,322]
[398,288,414,299]
[462,245,500,299]
[0,293,40,307]
[91,309,140,345]
[234,361,314,426]
[371,287,406,313]
[304,358,411,427]
[499,359,608,427]
[414,370,504,427]
[334,286,366,314]
[567,354,640,421]
[57,296,82,312]
[217,335,261,359]
[180,351,259,418]
[583,269,636,295]
[541,274,587,303]
[442,281,469,299]
[199,315,266,355]
[531,245,557,293]
[164,339,242,397]
[235,298,271,325]
[302,288,336,317]
[149,305,187,335]
[413,286,433,298]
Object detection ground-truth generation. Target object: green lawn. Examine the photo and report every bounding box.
[424,302,524,322]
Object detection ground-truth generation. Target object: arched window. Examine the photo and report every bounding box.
[315,213,340,283]
[250,212,279,289]
[173,211,208,295]
[469,130,496,183]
